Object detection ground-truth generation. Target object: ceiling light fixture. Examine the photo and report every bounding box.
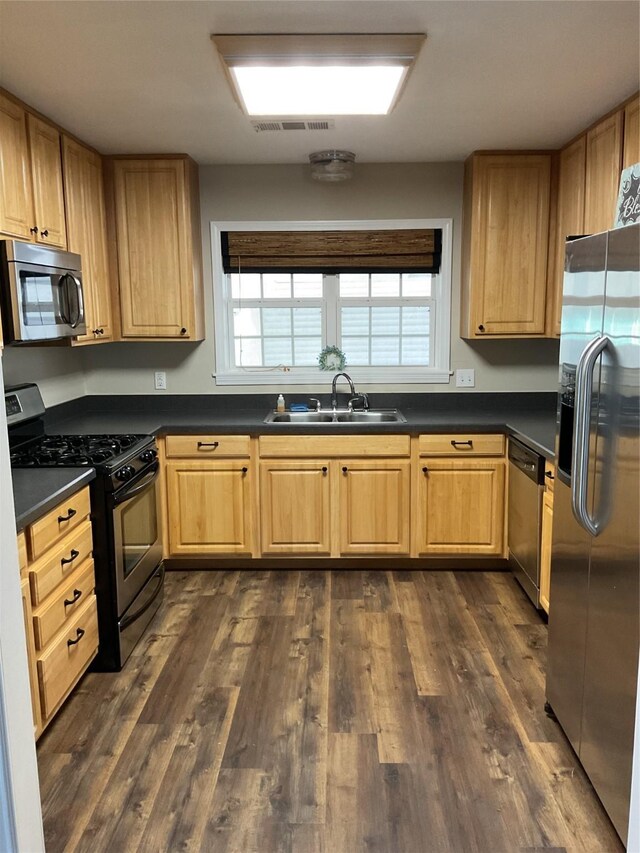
[309,150,355,182]
[211,34,425,117]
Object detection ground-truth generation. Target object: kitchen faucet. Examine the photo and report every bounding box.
[331,372,355,410]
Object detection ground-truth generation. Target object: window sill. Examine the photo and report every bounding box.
[213,369,452,386]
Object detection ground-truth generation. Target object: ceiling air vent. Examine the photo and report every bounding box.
[251,119,335,133]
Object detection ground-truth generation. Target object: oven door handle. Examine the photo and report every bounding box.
[113,463,160,505]
[120,564,165,629]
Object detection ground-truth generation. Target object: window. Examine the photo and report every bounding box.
[212,220,452,385]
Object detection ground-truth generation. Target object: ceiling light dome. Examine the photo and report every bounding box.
[309,150,355,182]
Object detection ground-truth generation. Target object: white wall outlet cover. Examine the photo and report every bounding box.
[154,371,167,390]
[455,368,475,388]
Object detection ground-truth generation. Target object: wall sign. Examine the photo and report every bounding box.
[615,163,640,227]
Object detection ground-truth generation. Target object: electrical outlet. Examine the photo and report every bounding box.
[154,371,167,391]
[455,368,475,388]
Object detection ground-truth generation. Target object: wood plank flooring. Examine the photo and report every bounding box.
[37,570,623,853]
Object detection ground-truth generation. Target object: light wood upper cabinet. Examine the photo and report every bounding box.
[416,458,505,555]
[112,157,204,340]
[623,96,640,169]
[166,461,253,555]
[584,112,623,234]
[339,460,411,555]
[63,136,113,342]
[260,461,331,555]
[549,136,586,337]
[0,92,33,240]
[461,153,551,338]
[27,115,67,248]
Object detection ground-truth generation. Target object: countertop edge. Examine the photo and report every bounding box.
[14,469,96,532]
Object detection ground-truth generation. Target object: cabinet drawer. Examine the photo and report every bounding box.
[165,434,251,458]
[27,487,90,561]
[544,461,556,495]
[17,531,28,577]
[417,434,505,457]
[259,435,410,458]
[37,594,98,720]
[29,520,93,607]
[33,559,95,651]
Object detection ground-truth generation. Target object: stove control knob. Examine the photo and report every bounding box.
[140,449,156,463]
[116,465,135,482]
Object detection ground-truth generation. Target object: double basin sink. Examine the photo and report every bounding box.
[264,409,406,424]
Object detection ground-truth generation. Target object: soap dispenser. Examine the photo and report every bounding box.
[276,394,285,413]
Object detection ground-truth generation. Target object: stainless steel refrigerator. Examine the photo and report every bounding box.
[546,223,639,845]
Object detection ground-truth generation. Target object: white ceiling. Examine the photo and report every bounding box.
[0,1,638,165]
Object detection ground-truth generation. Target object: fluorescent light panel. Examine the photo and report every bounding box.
[212,34,425,117]
[231,65,406,115]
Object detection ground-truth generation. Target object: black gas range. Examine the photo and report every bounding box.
[7,384,164,671]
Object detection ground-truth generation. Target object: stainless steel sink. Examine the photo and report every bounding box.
[264,409,406,424]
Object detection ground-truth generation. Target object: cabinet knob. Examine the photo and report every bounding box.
[41,229,49,237]
[422,466,428,473]
[321,466,328,474]
[342,466,348,474]
[241,466,248,474]
[478,324,485,333]
[92,328,101,336]
[180,327,187,336]
[30,226,38,234]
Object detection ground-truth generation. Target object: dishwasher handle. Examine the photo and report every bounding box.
[508,440,544,484]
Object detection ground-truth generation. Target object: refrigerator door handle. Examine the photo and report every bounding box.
[571,334,610,536]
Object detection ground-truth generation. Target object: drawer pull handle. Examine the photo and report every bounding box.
[61,549,79,566]
[64,589,83,607]
[58,508,77,523]
[322,466,328,474]
[197,441,219,449]
[545,471,555,480]
[67,628,85,647]
[451,440,473,448]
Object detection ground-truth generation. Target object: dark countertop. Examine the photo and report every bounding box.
[15,392,557,528]
[43,391,558,459]
[13,468,96,532]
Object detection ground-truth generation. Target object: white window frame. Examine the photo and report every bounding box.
[211,218,452,385]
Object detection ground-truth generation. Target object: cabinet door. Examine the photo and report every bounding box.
[623,96,640,170]
[539,490,553,614]
[416,459,505,555]
[468,154,550,336]
[114,159,194,338]
[584,112,623,234]
[27,115,67,248]
[549,136,586,337]
[166,461,253,555]
[339,460,410,555]
[20,577,42,738]
[260,461,331,554]
[0,92,33,240]
[63,137,112,342]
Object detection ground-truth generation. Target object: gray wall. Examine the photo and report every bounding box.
[3,162,560,401]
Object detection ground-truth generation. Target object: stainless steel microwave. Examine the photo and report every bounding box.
[0,240,86,342]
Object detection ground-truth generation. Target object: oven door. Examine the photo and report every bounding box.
[5,260,86,341]
[111,462,162,616]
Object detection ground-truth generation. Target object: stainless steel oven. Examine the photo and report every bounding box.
[0,240,86,342]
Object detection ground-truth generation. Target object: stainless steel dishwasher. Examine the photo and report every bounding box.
[508,438,545,608]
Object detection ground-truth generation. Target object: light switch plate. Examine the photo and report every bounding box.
[154,371,167,391]
[455,368,475,388]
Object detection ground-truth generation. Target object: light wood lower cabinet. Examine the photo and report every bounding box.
[539,461,556,614]
[339,460,411,555]
[259,461,331,555]
[166,461,254,555]
[416,458,505,555]
[20,577,42,738]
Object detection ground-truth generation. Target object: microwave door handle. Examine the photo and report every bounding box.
[58,274,71,325]
[572,335,608,535]
[114,463,160,505]
[63,274,84,329]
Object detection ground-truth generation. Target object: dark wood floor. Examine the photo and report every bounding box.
[37,569,623,853]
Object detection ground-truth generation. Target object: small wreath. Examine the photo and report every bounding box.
[318,345,347,372]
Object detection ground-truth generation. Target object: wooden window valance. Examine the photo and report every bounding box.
[221,229,442,274]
